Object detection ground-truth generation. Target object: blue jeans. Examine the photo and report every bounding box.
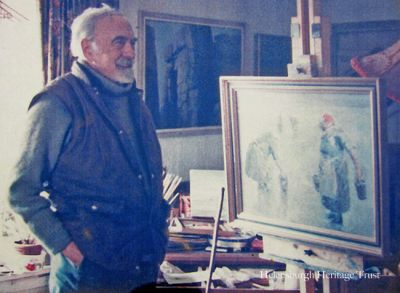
[49,253,158,293]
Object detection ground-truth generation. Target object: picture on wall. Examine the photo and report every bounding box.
[220,77,389,256]
[138,11,244,129]
[331,20,400,77]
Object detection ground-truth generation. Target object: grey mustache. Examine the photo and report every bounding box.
[116,58,134,67]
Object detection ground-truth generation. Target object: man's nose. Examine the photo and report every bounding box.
[122,42,135,58]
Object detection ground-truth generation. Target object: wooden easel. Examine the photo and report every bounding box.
[260,235,365,293]
[279,1,363,292]
[288,0,331,77]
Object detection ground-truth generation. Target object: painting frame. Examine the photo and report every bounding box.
[220,76,389,257]
[137,11,245,130]
[331,20,400,77]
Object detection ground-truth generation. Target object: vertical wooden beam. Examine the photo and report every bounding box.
[308,0,321,18]
[309,0,331,76]
[288,0,331,77]
[298,0,310,55]
[288,0,315,77]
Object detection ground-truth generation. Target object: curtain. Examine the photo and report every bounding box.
[40,0,119,84]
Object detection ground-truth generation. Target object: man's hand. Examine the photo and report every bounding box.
[62,242,84,267]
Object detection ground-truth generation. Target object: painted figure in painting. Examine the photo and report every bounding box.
[245,133,288,217]
[313,113,366,226]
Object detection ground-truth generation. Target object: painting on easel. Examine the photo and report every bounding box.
[220,77,389,256]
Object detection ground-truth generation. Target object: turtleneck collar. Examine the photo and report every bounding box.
[72,61,135,97]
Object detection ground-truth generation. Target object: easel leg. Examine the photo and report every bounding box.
[322,276,341,293]
[285,264,316,293]
[304,269,317,293]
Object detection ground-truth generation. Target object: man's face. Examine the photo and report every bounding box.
[86,15,136,83]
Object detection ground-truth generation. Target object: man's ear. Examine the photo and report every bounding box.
[81,39,95,63]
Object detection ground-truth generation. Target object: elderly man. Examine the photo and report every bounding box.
[8,5,169,293]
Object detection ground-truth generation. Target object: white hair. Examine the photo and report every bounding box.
[70,4,125,60]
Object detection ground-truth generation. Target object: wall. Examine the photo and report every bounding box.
[157,127,224,179]
[120,0,400,181]
[323,0,400,23]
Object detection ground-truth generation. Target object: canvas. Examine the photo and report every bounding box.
[220,77,389,256]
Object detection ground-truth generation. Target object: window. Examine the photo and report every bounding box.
[0,0,45,275]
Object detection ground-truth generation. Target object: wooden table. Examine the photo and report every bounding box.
[165,251,285,269]
[158,251,290,292]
